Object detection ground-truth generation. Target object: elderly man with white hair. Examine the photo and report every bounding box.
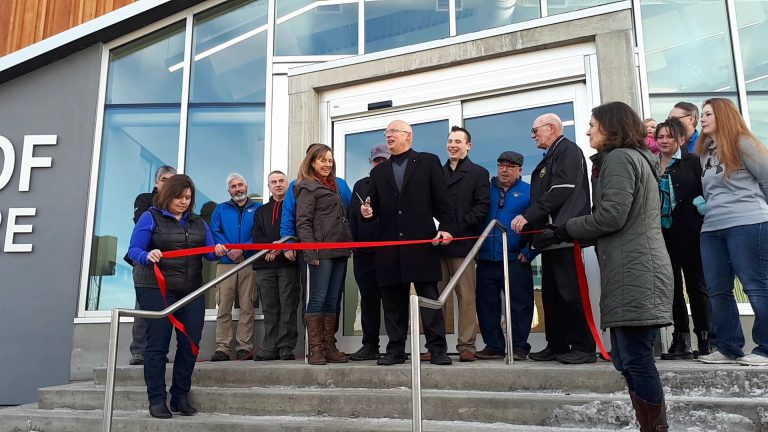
[210,173,261,361]
[511,113,594,365]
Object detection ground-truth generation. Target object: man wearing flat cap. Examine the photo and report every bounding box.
[475,151,537,360]
[347,144,390,361]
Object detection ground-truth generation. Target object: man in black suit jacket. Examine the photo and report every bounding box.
[361,120,457,366]
[438,126,490,362]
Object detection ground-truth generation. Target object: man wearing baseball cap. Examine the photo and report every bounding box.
[347,143,390,360]
[476,151,536,360]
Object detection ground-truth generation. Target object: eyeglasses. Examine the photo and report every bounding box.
[383,128,411,136]
[497,163,520,170]
[531,123,552,134]
[668,114,692,121]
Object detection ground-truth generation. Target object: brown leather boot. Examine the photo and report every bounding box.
[322,314,348,363]
[630,391,669,431]
[305,314,326,365]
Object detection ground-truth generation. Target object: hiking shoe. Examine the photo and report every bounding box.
[476,347,505,360]
[737,353,768,366]
[210,351,230,362]
[129,353,144,365]
[236,349,253,360]
[556,350,596,364]
[349,345,381,361]
[279,347,296,360]
[254,350,279,361]
[697,351,738,364]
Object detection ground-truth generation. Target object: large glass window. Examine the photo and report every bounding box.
[548,0,619,16]
[641,0,737,95]
[87,23,185,311]
[456,0,541,35]
[364,0,449,53]
[275,0,358,55]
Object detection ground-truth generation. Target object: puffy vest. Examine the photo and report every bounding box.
[132,209,207,294]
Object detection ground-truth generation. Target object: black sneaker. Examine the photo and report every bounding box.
[430,351,452,366]
[169,398,197,416]
[279,347,296,360]
[528,347,563,362]
[476,347,505,360]
[254,350,280,361]
[236,349,253,360]
[210,351,230,362]
[349,345,381,361]
[377,351,406,366]
[556,350,597,364]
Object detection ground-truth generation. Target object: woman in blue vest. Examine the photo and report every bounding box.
[128,174,226,418]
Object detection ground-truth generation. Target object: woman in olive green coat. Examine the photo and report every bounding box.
[539,102,673,431]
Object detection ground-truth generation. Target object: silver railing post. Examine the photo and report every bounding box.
[102,308,121,432]
[409,294,423,432]
[501,230,514,365]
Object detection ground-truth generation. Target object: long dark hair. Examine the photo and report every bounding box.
[154,174,196,213]
[297,143,335,184]
[591,102,646,152]
[654,117,686,143]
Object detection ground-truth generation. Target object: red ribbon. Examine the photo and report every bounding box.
[152,233,610,362]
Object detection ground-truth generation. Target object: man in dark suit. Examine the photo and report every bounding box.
[437,126,489,362]
[361,119,457,366]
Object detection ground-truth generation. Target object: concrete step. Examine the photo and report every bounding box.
[0,404,620,432]
[34,382,768,431]
[92,360,768,398]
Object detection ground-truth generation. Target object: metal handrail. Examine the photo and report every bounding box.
[409,220,512,432]
[102,236,296,432]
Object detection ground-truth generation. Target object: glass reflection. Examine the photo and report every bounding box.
[457,0,541,35]
[275,1,358,55]
[735,0,768,91]
[548,0,618,16]
[87,107,181,310]
[364,0,449,53]
[648,94,739,132]
[747,95,768,144]
[191,0,268,103]
[640,0,737,94]
[106,23,185,104]
[464,103,576,177]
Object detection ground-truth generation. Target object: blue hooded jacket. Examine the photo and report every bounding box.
[478,177,536,262]
[211,198,261,264]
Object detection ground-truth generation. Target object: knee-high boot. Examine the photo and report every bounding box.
[323,314,348,363]
[305,314,326,365]
[630,391,669,431]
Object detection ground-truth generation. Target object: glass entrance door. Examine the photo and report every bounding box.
[331,84,594,355]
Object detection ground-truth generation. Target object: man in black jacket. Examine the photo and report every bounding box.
[511,113,595,364]
[348,144,390,361]
[438,126,490,362]
[251,170,300,361]
[128,165,176,366]
[361,120,457,366]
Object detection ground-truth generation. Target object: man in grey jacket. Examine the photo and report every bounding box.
[511,113,595,364]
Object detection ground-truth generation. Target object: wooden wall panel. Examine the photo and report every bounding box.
[0,0,136,57]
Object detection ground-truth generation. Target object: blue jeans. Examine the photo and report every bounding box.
[476,260,534,354]
[306,257,347,314]
[610,326,664,404]
[700,222,768,358]
[135,287,204,406]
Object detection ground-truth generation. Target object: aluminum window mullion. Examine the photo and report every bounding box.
[449,0,457,37]
[177,14,195,173]
[541,0,549,18]
[631,0,651,117]
[358,0,365,55]
[264,0,277,200]
[725,0,750,127]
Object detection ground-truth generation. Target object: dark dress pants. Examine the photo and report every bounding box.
[135,287,204,406]
[380,282,447,355]
[257,266,300,353]
[476,259,534,354]
[353,253,381,348]
[541,248,595,353]
[671,261,713,335]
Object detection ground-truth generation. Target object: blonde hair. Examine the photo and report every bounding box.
[696,98,767,176]
[297,143,335,184]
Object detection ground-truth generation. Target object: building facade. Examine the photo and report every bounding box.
[0,0,765,404]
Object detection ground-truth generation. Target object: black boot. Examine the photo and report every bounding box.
[695,330,716,357]
[660,332,693,360]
